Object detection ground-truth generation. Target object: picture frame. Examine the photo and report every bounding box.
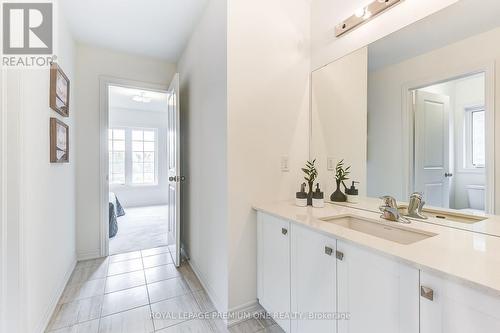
[50,118,69,163]
[50,63,70,117]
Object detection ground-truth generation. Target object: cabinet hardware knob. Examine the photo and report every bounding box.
[325,246,333,256]
[421,286,434,301]
[336,251,344,261]
[445,172,453,178]
[169,176,176,182]
[281,228,288,236]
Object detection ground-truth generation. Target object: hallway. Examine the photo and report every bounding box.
[46,246,281,332]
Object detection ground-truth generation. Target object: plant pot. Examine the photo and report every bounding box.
[307,182,313,206]
[330,179,347,202]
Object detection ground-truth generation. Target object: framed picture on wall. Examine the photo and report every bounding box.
[50,63,70,117]
[50,118,69,163]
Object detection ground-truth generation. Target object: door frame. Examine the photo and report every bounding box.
[401,61,495,213]
[99,76,168,257]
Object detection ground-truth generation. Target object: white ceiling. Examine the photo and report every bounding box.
[60,0,207,61]
[109,86,169,112]
[369,0,500,71]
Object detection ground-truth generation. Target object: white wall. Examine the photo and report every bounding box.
[2,3,78,332]
[177,0,229,312]
[368,28,499,208]
[311,0,459,69]
[109,107,168,207]
[227,0,311,312]
[75,45,176,259]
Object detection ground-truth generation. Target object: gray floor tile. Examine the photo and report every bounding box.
[150,294,200,331]
[109,251,142,263]
[156,318,213,332]
[141,246,170,257]
[142,253,173,268]
[101,285,149,316]
[59,279,106,304]
[105,270,146,294]
[144,264,181,284]
[47,319,99,333]
[147,277,190,303]
[228,319,264,333]
[99,305,154,333]
[107,258,143,276]
[192,290,216,313]
[47,295,103,330]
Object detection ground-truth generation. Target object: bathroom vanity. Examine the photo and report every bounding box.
[254,201,500,333]
[255,1,500,331]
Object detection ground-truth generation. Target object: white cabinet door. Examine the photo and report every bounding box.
[420,271,500,333]
[257,212,291,332]
[337,240,419,333]
[291,224,337,333]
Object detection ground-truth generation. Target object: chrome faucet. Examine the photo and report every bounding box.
[379,196,410,224]
[406,192,428,219]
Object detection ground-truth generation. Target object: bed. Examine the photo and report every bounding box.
[109,192,125,238]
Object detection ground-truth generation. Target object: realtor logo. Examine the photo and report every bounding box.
[3,2,53,54]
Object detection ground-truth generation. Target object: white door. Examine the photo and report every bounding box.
[420,271,500,333]
[257,213,291,332]
[291,224,336,333]
[167,74,181,267]
[337,240,419,333]
[414,91,451,208]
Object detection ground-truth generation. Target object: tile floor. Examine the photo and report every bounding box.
[47,246,283,333]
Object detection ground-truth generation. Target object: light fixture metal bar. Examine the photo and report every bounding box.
[335,0,402,37]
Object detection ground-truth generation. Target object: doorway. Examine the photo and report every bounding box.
[100,75,181,266]
[411,72,489,213]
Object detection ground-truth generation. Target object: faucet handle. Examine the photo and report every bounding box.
[410,192,424,199]
[379,195,397,208]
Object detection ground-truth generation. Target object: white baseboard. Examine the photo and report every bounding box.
[227,300,264,327]
[186,259,225,313]
[37,257,76,333]
[77,249,101,261]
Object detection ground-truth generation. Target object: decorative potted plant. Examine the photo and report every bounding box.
[302,159,318,206]
[331,159,350,202]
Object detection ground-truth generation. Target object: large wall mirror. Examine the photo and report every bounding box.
[311,0,498,215]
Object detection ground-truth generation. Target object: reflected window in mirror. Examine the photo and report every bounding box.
[464,106,485,169]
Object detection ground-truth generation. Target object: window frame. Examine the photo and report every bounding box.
[108,128,126,185]
[108,127,159,187]
[130,128,159,186]
[464,105,485,170]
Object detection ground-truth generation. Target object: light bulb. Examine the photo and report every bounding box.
[355,7,366,18]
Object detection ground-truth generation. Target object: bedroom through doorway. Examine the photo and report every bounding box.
[107,84,170,256]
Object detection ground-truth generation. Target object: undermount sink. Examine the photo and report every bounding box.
[320,215,437,245]
[397,205,487,225]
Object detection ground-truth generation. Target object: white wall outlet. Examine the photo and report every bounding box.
[281,156,290,172]
[327,157,335,171]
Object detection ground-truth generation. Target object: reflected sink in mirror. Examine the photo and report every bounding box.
[398,205,487,225]
[320,215,437,245]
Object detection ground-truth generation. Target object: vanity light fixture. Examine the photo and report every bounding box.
[335,0,401,37]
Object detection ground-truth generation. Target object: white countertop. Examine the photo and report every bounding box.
[253,200,500,296]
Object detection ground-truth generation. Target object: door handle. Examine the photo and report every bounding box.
[336,251,344,261]
[281,228,288,236]
[420,286,434,301]
[444,173,453,178]
[325,246,333,256]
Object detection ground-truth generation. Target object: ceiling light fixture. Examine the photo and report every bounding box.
[132,92,152,103]
[335,0,401,37]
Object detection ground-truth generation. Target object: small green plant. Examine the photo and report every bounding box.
[335,159,351,186]
[302,159,318,194]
